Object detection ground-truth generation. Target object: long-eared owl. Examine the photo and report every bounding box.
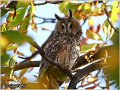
[40,10,82,70]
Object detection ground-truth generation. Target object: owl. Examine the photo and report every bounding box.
[40,10,82,70]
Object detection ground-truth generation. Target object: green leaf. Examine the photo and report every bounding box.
[101,45,119,87]
[1,67,12,74]
[19,6,31,33]
[86,30,102,40]
[1,31,34,45]
[80,44,97,53]
[7,7,27,27]
[102,20,109,35]
[1,53,10,67]
[59,1,80,15]
[102,20,115,40]
[110,29,119,45]
[6,45,18,51]
[9,56,16,68]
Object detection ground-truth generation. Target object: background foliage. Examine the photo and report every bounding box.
[0,0,119,89]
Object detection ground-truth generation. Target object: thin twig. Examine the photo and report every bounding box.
[34,15,56,24]
[34,0,63,6]
[104,8,118,33]
[19,50,39,63]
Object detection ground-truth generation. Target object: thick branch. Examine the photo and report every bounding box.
[68,57,110,89]
[1,61,40,74]
[14,61,40,71]
[69,64,97,89]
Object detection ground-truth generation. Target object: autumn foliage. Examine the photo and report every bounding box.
[1,0,119,89]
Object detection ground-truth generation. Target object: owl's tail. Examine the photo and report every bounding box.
[38,65,66,89]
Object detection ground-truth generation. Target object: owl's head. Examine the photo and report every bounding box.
[55,10,82,35]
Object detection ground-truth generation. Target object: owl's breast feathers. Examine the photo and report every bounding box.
[43,33,80,69]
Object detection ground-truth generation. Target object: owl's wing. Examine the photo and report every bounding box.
[41,31,55,49]
[40,31,56,70]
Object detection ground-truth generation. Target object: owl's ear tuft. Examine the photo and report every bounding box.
[55,14,62,21]
[68,9,72,19]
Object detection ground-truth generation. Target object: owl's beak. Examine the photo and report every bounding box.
[67,29,71,34]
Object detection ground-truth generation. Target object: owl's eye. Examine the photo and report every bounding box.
[69,23,73,29]
[61,25,64,29]
[61,23,65,29]
[68,22,73,30]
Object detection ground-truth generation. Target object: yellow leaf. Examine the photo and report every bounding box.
[86,30,102,40]
[21,77,28,84]
[84,3,90,10]
[31,1,35,15]
[112,1,119,8]
[30,45,36,53]
[25,82,46,89]
[9,56,16,68]
[111,1,120,23]
[6,45,18,51]
[0,35,9,51]
[48,73,59,89]
[88,18,94,26]
[19,69,28,80]
[84,55,88,59]
[30,1,38,31]
[87,77,97,83]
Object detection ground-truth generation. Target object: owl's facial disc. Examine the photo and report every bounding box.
[60,22,72,34]
[55,10,82,35]
[58,20,80,35]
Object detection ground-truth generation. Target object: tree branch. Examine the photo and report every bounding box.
[35,15,56,24]
[1,61,40,74]
[2,45,112,74]
[68,56,111,89]
[104,8,118,33]
[14,61,40,71]
[34,0,63,6]
[73,45,115,69]
[27,41,73,78]
[19,50,39,63]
